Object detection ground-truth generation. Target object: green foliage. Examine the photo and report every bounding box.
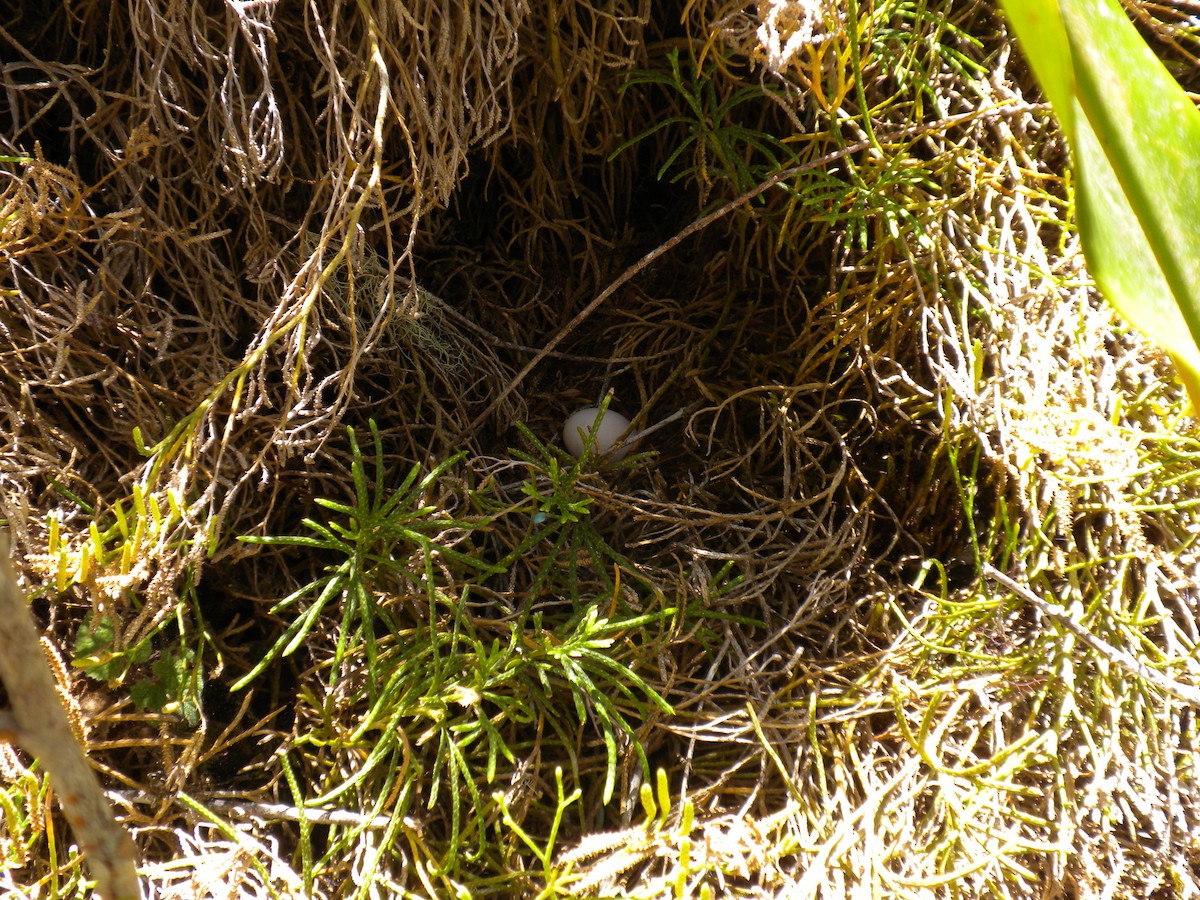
[0,766,45,872]
[527,768,717,899]
[495,767,581,899]
[1001,0,1200,406]
[128,645,199,725]
[232,420,498,690]
[290,587,673,878]
[73,611,149,681]
[0,154,37,268]
[613,48,795,203]
[521,603,674,803]
[235,420,676,887]
[73,607,204,725]
[798,152,941,251]
[510,416,649,599]
[44,479,189,595]
[610,28,968,255]
[638,770,711,900]
[520,452,591,526]
[872,1,985,113]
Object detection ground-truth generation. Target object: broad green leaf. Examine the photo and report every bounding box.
[1001,0,1200,407]
[72,611,151,680]
[1001,3,1072,121]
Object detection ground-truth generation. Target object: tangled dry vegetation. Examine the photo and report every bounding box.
[3,0,1200,897]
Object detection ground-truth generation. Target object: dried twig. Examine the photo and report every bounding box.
[107,789,396,829]
[983,564,1200,706]
[0,540,141,900]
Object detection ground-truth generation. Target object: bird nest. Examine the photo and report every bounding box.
[3,1,1200,897]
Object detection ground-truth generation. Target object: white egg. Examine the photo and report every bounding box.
[563,406,633,460]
